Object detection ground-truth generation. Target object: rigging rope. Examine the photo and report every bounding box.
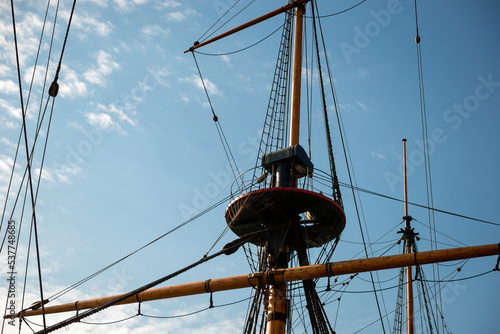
[190,52,240,180]
[49,0,78,97]
[411,0,443,330]
[9,1,49,330]
[2,4,79,332]
[194,23,284,56]
[306,0,367,18]
[197,0,255,43]
[310,1,342,206]
[311,0,388,331]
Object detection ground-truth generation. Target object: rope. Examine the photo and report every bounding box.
[312,0,387,331]
[49,0,77,97]
[190,52,240,180]
[306,0,367,18]
[197,0,255,43]
[412,0,443,328]
[310,0,342,206]
[194,23,283,56]
[9,1,48,330]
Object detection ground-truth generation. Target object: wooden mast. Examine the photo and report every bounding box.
[289,4,304,147]
[266,5,305,333]
[402,138,415,334]
[7,243,499,319]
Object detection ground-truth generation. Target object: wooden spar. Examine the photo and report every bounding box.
[402,138,415,334]
[265,5,306,333]
[183,0,310,54]
[289,5,304,147]
[8,243,499,319]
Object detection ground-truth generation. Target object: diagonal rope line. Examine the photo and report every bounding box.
[190,52,240,180]
[9,1,48,330]
[312,0,388,331]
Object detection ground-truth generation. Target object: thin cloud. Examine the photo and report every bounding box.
[96,103,137,127]
[0,10,43,68]
[59,64,88,98]
[337,102,369,111]
[141,25,171,39]
[156,0,182,10]
[0,98,22,120]
[0,80,18,95]
[164,8,200,22]
[221,55,232,67]
[38,164,82,184]
[0,64,12,77]
[356,102,368,110]
[85,112,115,130]
[83,50,120,87]
[179,74,221,96]
[71,11,114,37]
[371,150,387,160]
[113,0,150,12]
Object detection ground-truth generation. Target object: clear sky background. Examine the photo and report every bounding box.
[1,0,499,333]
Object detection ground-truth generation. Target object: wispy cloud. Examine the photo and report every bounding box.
[37,164,82,184]
[179,74,221,96]
[71,11,114,37]
[164,8,200,22]
[141,24,171,39]
[337,101,369,112]
[97,102,136,127]
[0,80,18,95]
[83,50,120,87]
[371,150,387,160]
[59,64,88,98]
[85,112,115,130]
[221,55,232,67]
[156,0,182,10]
[83,102,136,134]
[0,64,12,77]
[0,10,44,69]
[113,0,150,12]
[0,98,21,121]
[356,102,368,110]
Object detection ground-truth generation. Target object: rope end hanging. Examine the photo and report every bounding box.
[325,276,331,291]
[209,292,214,309]
[137,302,142,316]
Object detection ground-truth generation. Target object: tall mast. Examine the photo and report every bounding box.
[289,5,304,147]
[402,138,415,334]
[266,6,305,333]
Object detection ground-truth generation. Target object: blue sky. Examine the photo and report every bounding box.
[1,0,499,333]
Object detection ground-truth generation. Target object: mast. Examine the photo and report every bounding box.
[267,4,304,333]
[402,138,415,334]
[289,4,304,147]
